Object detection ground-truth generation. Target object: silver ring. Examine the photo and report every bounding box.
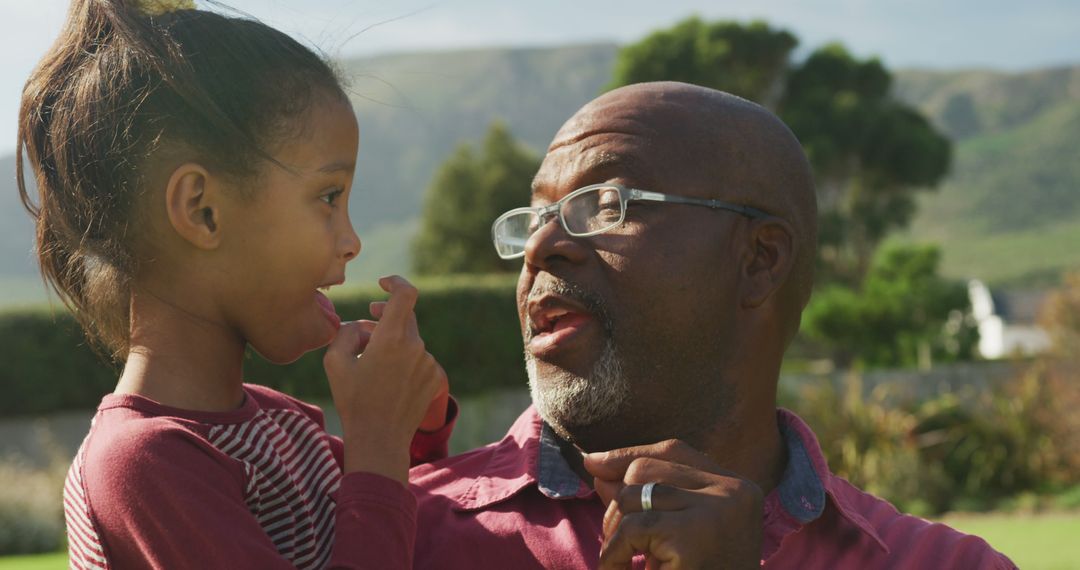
[641,482,657,512]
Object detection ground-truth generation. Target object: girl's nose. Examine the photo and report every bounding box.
[341,223,361,261]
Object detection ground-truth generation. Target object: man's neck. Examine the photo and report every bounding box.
[697,411,788,495]
[552,409,789,497]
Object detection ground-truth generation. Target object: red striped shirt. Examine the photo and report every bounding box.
[64,384,450,569]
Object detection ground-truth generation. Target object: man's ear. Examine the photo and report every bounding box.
[740,218,796,309]
[164,163,222,250]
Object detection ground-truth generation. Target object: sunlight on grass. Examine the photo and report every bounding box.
[941,512,1080,570]
[0,551,66,570]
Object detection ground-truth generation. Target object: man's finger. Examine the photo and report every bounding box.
[614,483,695,516]
[602,498,623,543]
[584,439,723,481]
[620,457,715,490]
[598,510,680,570]
[369,301,387,320]
[593,477,625,507]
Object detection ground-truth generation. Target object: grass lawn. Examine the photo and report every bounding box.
[2,512,1077,568]
[0,551,66,570]
[940,511,1080,570]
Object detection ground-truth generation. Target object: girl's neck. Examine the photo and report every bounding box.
[116,288,247,412]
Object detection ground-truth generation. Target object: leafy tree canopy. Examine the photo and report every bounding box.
[608,18,952,284]
[802,243,977,368]
[412,121,540,275]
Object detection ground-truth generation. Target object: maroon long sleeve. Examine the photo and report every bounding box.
[64,383,454,569]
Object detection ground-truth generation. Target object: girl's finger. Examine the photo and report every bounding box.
[326,320,377,359]
[369,301,387,320]
[374,275,419,336]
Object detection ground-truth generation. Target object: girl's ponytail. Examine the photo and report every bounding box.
[18,0,146,359]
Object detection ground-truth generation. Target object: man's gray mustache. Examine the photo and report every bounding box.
[524,278,613,341]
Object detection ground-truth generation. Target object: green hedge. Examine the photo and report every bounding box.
[0,274,525,416]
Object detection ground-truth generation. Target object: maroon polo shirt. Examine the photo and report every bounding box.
[410,407,1015,569]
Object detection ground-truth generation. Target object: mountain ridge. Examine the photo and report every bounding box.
[2,43,1076,305]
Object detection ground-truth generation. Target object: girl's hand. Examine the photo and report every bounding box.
[323,275,449,483]
[369,300,450,433]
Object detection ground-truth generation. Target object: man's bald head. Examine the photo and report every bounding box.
[546,81,818,316]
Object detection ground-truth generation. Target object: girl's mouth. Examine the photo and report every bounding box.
[314,289,341,329]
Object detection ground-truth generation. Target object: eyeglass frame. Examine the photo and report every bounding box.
[491,183,773,260]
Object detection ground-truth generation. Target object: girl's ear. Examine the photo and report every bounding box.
[164,163,223,250]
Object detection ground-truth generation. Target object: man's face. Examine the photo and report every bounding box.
[517,110,746,451]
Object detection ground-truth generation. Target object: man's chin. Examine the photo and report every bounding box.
[526,349,602,382]
[526,358,631,449]
[526,331,630,438]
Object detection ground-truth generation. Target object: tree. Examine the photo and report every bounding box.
[779,44,951,282]
[802,244,977,368]
[412,122,540,275]
[608,17,797,107]
[608,19,951,284]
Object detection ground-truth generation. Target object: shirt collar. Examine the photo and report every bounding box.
[452,407,593,512]
[452,404,888,554]
[537,422,593,498]
[776,408,890,553]
[774,412,826,523]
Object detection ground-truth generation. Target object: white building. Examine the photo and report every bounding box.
[968,279,1052,359]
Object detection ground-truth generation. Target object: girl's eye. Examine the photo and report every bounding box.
[320,188,344,206]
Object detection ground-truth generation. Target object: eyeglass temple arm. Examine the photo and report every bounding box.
[630,189,770,219]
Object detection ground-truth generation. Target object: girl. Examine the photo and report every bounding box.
[17,0,451,568]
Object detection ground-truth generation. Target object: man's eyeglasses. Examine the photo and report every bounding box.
[491,183,771,259]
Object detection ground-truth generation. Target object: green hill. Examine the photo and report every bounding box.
[2,44,1076,307]
[892,66,1080,286]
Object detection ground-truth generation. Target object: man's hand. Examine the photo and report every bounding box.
[584,440,764,570]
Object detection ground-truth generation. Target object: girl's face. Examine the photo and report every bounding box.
[216,96,361,363]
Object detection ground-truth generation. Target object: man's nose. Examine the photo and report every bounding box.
[522,215,590,271]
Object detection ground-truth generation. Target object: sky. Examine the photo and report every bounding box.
[1,0,1078,156]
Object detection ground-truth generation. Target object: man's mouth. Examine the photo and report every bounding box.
[527,294,596,356]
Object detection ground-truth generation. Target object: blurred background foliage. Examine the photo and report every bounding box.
[412,122,539,275]
[802,243,977,368]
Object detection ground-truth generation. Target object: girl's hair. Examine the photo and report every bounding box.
[17,0,347,358]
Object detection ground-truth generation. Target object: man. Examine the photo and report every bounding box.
[410,82,1014,569]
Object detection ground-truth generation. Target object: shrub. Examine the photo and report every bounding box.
[784,374,954,514]
[0,274,524,416]
[0,434,68,555]
[787,363,1080,515]
[0,459,65,555]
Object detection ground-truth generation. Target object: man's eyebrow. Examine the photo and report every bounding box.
[586,151,641,171]
[317,160,355,174]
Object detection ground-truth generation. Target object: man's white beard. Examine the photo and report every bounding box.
[525,339,630,438]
